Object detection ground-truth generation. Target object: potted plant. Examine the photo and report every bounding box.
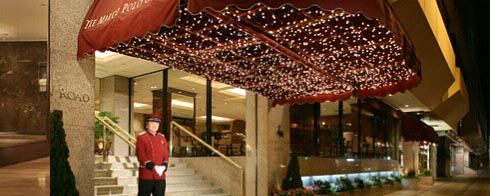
[401,168,418,190]
[418,168,434,185]
[94,111,119,155]
[313,180,337,195]
[335,176,356,195]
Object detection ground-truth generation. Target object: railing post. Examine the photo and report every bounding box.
[103,125,107,162]
[241,169,246,196]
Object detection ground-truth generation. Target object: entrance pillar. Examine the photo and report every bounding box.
[49,1,95,195]
[99,75,130,156]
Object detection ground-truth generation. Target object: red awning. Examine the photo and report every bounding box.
[78,0,421,105]
[402,114,438,143]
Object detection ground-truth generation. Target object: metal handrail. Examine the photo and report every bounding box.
[95,115,136,149]
[171,121,245,196]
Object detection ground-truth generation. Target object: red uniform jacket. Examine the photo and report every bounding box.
[136,131,169,180]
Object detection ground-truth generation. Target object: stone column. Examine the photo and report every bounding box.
[454,146,464,175]
[402,141,419,172]
[267,102,290,192]
[49,1,95,195]
[99,75,130,156]
[245,93,259,196]
[430,144,437,178]
[245,93,291,195]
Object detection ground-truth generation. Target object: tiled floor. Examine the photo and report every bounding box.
[387,174,490,196]
[0,157,49,196]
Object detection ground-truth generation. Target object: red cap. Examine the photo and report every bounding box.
[145,113,162,123]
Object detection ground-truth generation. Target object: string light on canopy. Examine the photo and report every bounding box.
[79,1,421,105]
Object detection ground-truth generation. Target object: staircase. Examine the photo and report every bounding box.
[94,156,230,196]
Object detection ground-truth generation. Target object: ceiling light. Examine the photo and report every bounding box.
[224,88,246,96]
[172,100,193,108]
[95,51,117,59]
[134,102,149,108]
[198,115,233,121]
[404,104,409,107]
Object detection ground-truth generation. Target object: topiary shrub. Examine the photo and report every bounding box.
[281,151,303,190]
[50,110,79,196]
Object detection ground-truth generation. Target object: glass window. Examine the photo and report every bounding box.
[132,71,163,136]
[290,98,398,159]
[211,81,246,156]
[167,70,207,157]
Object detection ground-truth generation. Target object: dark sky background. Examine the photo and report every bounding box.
[453,0,489,151]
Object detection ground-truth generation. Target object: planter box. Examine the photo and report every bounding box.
[321,185,401,196]
[401,178,418,191]
[419,176,434,185]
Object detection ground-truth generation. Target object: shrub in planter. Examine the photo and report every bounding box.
[50,111,79,196]
[272,188,315,196]
[94,111,119,139]
[336,177,356,192]
[382,176,394,185]
[363,179,374,188]
[420,168,432,176]
[390,174,402,183]
[370,176,383,187]
[404,168,417,178]
[313,180,337,195]
[354,177,365,189]
[282,151,303,191]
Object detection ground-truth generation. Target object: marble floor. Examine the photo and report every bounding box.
[0,157,49,196]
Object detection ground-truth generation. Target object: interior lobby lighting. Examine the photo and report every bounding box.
[225,88,246,96]
[180,75,230,89]
[172,100,194,108]
[95,50,116,59]
[198,115,233,121]
[134,102,149,108]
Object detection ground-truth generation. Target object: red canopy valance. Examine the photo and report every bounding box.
[78,0,421,105]
[402,114,438,143]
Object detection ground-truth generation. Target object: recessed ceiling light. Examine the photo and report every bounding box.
[198,115,233,121]
[95,51,116,59]
[222,88,246,96]
[404,104,409,107]
[134,103,149,108]
[172,100,193,108]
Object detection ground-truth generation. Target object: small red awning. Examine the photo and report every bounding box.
[78,0,421,105]
[402,114,438,143]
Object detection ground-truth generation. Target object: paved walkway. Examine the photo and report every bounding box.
[386,173,490,196]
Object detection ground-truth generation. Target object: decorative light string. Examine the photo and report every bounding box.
[110,4,419,102]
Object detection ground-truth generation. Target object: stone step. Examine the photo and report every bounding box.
[123,184,226,195]
[94,177,118,186]
[166,181,214,192]
[116,175,206,185]
[95,156,229,196]
[95,169,112,178]
[95,185,124,195]
[95,162,112,170]
[165,187,226,196]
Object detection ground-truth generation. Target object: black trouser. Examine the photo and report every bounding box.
[138,179,166,196]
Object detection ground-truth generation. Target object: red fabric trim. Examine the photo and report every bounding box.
[402,113,438,143]
[188,0,385,21]
[357,74,421,99]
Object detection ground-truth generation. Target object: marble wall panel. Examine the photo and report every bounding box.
[0,42,48,135]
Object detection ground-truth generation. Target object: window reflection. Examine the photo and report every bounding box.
[290,98,399,160]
